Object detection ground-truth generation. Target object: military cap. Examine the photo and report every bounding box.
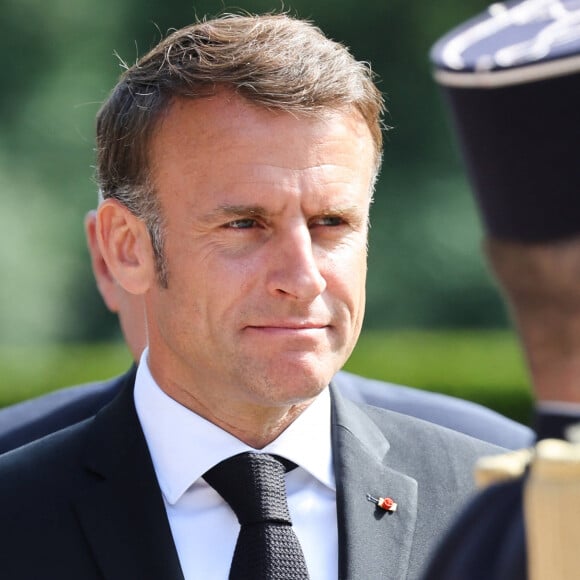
[430,0,580,241]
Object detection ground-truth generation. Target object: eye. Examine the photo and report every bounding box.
[311,215,345,227]
[225,218,258,229]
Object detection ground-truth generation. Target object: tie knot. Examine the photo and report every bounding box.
[204,452,294,525]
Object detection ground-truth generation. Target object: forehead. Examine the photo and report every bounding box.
[146,93,376,217]
[149,93,374,170]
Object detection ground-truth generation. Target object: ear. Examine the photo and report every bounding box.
[85,210,120,312]
[96,199,155,296]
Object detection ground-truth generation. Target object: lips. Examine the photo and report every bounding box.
[245,321,329,330]
[243,322,332,341]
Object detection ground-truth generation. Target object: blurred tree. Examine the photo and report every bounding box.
[0,0,508,345]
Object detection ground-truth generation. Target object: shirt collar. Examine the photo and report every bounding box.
[134,348,335,505]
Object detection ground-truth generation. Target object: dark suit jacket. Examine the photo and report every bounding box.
[421,411,580,579]
[0,367,533,453]
[0,376,505,579]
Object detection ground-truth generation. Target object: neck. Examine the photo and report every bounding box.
[486,236,580,404]
[516,314,580,404]
[169,388,316,448]
[145,345,324,448]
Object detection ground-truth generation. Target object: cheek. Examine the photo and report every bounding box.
[336,237,368,276]
[325,245,367,304]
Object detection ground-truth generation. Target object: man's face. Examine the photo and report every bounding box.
[145,92,375,415]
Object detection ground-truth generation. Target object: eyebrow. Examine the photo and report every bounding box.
[200,202,365,223]
[318,205,361,216]
[200,204,270,223]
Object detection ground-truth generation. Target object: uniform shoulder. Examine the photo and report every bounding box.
[0,370,133,454]
[0,418,91,498]
[0,376,120,433]
[332,370,533,448]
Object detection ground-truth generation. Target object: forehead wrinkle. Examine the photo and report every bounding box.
[232,159,356,178]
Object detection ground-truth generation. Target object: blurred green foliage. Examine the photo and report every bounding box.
[0,331,533,425]
[0,342,133,406]
[346,330,533,424]
[0,0,505,347]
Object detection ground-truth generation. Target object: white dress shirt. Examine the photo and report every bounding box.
[134,349,338,579]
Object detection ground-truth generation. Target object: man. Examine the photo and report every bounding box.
[0,15,510,579]
[0,213,533,453]
[423,1,580,577]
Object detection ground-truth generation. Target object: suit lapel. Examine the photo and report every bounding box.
[331,387,418,580]
[69,373,417,580]
[72,374,184,580]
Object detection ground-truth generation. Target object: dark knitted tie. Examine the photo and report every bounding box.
[203,452,310,580]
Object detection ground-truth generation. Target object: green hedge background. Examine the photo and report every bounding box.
[0,2,537,428]
[1,0,507,346]
[0,330,533,426]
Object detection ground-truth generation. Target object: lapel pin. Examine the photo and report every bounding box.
[366,493,397,512]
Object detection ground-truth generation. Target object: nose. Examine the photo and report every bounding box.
[266,225,327,301]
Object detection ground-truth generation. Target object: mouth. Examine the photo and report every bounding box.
[244,322,330,335]
[246,320,329,329]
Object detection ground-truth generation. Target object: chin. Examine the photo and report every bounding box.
[260,361,335,403]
